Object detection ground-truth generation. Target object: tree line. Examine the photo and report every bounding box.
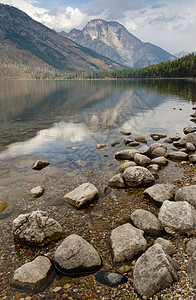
[82,53,196,79]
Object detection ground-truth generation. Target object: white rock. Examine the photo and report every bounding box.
[30,186,44,198]
[123,166,155,187]
[64,183,99,208]
[115,149,139,161]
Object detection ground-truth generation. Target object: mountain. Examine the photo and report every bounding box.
[60,19,176,68]
[0,5,121,78]
[174,51,190,58]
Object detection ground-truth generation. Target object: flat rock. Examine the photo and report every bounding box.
[30,186,45,198]
[54,234,101,274]
[150,133,167,139]
[133,244,178,299]
[158,200,196,236]
[168,151,188,161]
[149,143,167,152]
[154,237,176,255]
[135,136,147,143]
[186,239,196,256]
[13,211,63,245]
[64,183,99,209]
[120,130,131,136]
[144,184,176,205]
[151,156,168,166]
[175,185,196,208]
[169,136,181,141]
[183,126,196,134]
[118,161,137,172]
[96,144,106,150]
[95,271,127,287]
[110,223,147,263]
[124,138,134,145]
[32,160,50,171]
[186,250,196,286]
[108,174,126,189]
[12,256,53,292]
[131,209,164,236]
[134,153,151,166]
[127,142,140,147]
[123,166,155,187]
[115,149,139,161]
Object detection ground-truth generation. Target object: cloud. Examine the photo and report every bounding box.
[151,3,168,9]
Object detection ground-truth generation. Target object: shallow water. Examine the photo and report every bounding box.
[0,79,196,298]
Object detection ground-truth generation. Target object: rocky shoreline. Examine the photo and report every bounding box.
[0,110,196,299]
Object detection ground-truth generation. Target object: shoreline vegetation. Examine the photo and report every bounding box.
[0,53,196,81]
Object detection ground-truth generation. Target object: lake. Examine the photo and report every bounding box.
[0,79,196,298]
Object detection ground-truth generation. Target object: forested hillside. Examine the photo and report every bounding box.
[83,53,196,79]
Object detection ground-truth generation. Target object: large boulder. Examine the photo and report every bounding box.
[131,209,164,236]
[123,166,155,187]
[13,211,63,245]
[110,223,147,263]
[133,244,178,299]
[12,256,53,292]
[144,184,176,205]
[186,250,196,286]
[158,201,196,235]
[108,174,126,189]
[175,185,196,208]
[115,149,139,161]
[54,234,101,274]
[64,183,99,208]
[186,239,196,256]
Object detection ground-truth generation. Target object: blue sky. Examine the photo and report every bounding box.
[1,0,196,54]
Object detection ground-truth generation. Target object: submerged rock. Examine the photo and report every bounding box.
[64,183,99,209]
[151,156,168,166]
[115,149,139,161]
[54,234,101,275]
[183,126,196,135]
[0,200,14,218]
[12,256,53,292]
[158,200,196,236]
[30,186,45,198]
[110,223,147,263]
[133,244,179,299]
[95,271,127,287]
[135,136,147,143]
[32,160,50,171]
[13,211,63,245]
[108,174,126,189]
[123,166,155,187]
[168,151,188,161]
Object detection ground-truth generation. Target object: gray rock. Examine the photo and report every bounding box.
[154,238,176,255]
[183,126,196,135]
[164,138,173,144]
[186,142,195,151]
[175,185,196,208]
[186,239,196,256]
[151,156,168,166]
[127,142,140,147]
[124,138,134,145]
[108,174,126,189]
[13,211,63,245]
[32,160,50,171]
[147,164,159,172]
[186,250,196,286]
[134,153,151,166]
[120,130,131,136]
[118,161,137,172]
[173,139,186,148]
[12,256,53,292]
[151,147,168,158]
[151,135,160,141]
[64,183,99,208]
[131,209,164,236]
[144,184,176,205]
[123,166,155,187]
[135,136,147,143]
[189,154,196,163]
[54,234,101,274]
[133,244,178,299]
[139,145,151,155]
[95,271,127,287]
[169,136,181,141]
[181,133,196,146]
[30,186,45,198]
[115,149,139,161]
[168,151,188,160]
[110,223,147,263]
[158,200,196,235]
[149,143,167,152]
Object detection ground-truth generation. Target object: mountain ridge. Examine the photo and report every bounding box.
[60,19,176,68]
